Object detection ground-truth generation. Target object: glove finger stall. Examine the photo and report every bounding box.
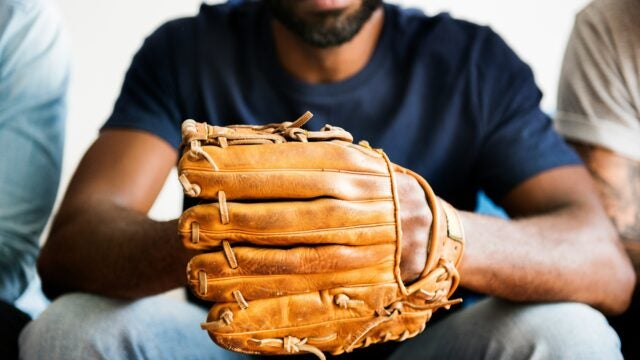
[188,244,397,302]
[179,142,387,174]
[179,142,392,201]
[180,169,393,201]
[179,199,396,250]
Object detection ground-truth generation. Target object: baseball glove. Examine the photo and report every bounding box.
[177,112,464,359]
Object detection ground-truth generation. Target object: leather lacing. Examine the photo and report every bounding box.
[199,289,461,359]
[342,296,462,354]
[217,190,230,224]
[249,334,337,360]
[407,258,461,307]
[198,270,207,295]
[201,308,233,331]
[188,189,237,268]
[232,290,249,310]
[334,294,364,309]
[181,119,220,170]
[179,174,200,197]
[190,222,199,244]
[179,112,354,197]
[222,240,238,269]
[339,255,462,354]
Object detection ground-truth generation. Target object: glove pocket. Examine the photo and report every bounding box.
[201,284,413,357]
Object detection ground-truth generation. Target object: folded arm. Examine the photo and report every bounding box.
[458,165,635,315]
[569,142,640,275]
[39,130,197,299]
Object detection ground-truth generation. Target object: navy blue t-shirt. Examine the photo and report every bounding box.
[104,1,580,211]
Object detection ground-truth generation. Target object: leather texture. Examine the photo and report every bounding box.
[177,112,464,359]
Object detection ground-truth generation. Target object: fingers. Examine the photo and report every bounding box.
[179,198,397,250]
[395,171,430,284]
[188,244,397,302]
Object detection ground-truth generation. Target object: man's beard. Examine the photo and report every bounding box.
[265,0,383,48]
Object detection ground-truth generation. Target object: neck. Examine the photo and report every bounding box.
[271,7,384,84]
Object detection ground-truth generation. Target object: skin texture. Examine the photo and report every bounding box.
[460,166,633,314]
[570,141,640,278]
[39,131,199,299]
[40,0,635,314]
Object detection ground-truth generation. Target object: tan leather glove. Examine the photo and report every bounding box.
[177,112,464,359]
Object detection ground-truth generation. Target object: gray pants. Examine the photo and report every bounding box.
[19,293,621,359]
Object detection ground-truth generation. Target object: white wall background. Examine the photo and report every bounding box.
[54,0,591,223]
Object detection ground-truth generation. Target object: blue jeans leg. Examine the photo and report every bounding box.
[19,294,622,360]
[389,298,622,360]
[19,292,250,360]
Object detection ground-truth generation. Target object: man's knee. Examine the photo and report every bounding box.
[19,292,227,360]
[20,293,138,359]
[479,300,621,359]
[392,299,621,360]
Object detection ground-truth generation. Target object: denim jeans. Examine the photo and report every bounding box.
[19,293,622,360]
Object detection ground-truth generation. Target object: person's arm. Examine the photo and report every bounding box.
[550,1,640,292]
[569,142,640,274]
[38,17,197,299]
[553,1,640,282]
[458,165,634,315]
[38,130,199,299]
[451,26,636,315]
[0,0,69,303]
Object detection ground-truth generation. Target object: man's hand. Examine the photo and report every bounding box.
[396,171,432,283]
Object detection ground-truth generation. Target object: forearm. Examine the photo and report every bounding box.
[579,146,640,242]
[459,204,634,314]
[39,200,196,299]
[571,143,640,275]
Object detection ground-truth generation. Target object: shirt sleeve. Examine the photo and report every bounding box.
[101,20,185,150]
[474,29,582,202]
[0,0,69,303]
[555,0,640,162]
